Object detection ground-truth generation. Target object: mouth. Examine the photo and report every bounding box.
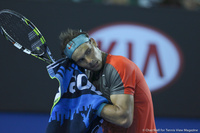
[91,61,98,69]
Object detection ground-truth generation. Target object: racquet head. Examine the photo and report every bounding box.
[0,9,55,64]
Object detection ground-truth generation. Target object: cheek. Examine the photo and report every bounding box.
[78,63,88,68]
[93,48,101,60]
[78,62,91,70]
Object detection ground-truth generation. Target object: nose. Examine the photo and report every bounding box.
[85,57,93,65]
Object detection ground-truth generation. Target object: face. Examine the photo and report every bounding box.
[71,38,103,71]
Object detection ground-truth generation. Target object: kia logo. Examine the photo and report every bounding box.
[89,22,184,92]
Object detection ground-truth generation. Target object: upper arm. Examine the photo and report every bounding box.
[110,94,134,127]
[102,56,136,127]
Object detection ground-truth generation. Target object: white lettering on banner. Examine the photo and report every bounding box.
[89,23,183,92]
[68,73,102,95]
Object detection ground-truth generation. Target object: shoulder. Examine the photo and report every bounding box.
[104,55,136,96]
[105,54,137,72]
[103,54,137,85]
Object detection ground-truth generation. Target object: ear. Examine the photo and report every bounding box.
[90,38,98,47]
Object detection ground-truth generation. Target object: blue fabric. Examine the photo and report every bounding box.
[46,58,108,133]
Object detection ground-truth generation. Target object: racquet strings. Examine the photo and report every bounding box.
[0,11,45,55]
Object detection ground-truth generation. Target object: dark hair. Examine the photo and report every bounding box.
[59,29,89,57]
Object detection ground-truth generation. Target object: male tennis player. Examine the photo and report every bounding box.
[59,29,157,133]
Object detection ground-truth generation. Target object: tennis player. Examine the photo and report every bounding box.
[59,29,157,133]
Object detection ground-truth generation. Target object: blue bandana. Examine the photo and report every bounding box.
[64,34,89,58]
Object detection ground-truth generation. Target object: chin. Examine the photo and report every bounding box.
[94,65,102,71]
[89,66,99,72]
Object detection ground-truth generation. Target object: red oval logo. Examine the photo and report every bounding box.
[89,22,184,92]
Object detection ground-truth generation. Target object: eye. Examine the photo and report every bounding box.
[77,58,84,64]
[86,48,91,55]
[78,58,85,63]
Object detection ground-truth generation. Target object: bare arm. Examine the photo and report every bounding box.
[99,94,134,128]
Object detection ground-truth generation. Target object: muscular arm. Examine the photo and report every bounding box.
[100,94,134,128]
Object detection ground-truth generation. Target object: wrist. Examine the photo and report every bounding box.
[96,103,107,117]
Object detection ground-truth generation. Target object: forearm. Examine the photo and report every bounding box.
[99,103,132,128]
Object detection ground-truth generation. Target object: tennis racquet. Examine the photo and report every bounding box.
[0,9,55,64]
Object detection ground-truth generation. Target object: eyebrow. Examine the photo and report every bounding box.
[75,48,90,62]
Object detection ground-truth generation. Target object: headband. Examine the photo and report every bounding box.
[64,34,89,58]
